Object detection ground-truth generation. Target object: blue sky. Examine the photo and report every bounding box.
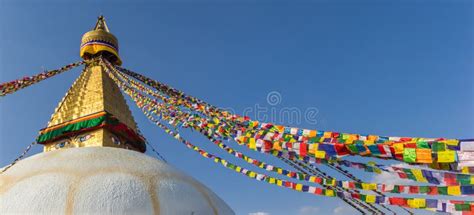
[1,0,473,214]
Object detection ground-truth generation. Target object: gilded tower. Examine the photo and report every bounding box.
[36,16,146,152]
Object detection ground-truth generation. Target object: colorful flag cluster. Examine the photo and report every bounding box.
[334,159,474,186]
[116,64,474,174]
[234,126,471,172]
[113,73,474,196]
[0,61,84,97]
[100,59,474,214]
[111,69,474,213]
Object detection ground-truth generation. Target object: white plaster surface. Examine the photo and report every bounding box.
[0,147,234,215]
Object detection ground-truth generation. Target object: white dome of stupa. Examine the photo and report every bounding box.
[0,147,235,215]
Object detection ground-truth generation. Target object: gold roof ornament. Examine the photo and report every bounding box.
[39,16,145,153]
[80,16,122,65]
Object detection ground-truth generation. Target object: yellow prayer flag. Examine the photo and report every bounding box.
[412,169,428,183]
[437,150,456,163]
[249,172,256,178]
[462,167,469,174]
[349,134,358,141]
[276,125,284,133]
[277,180,283,186]
[368,183,377,190]
[368,135,378,141]
[309,143,318,155]
[408,198,426,208]
[296,184,303,191]
[235,166,242,172]
[323,132,332,138]
[315,150,326,159]
[269,178,276,184]
[309,130,317,137]
[277,168,283,174]
[309,176,317,182]
[362,183,370,190]
[393,143,404,154]
[325,189,335,196]
[249,138,256,150]
[447,186,461,196]
[364,140,375,145]
[273,142,282,151]
[366,195,376,203]
[443,139,459,146]
[362,183,377,190]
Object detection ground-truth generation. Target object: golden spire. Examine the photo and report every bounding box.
[94,15,110,32]
[80,16,122,65]
[37,16,145,153]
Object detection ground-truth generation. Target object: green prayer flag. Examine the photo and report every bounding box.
[455,204,471,211]
[438,186,448,195]
[457,174,471,185]
[431,142,446,152]
[403,148,417,163]
[416,141,430,149]
[419,186,429,194]
[392,185,400,193]
[403,169,417,181]
[347,144,358,153]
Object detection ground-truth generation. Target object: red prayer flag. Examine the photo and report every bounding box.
[397,172,408,179]
[428,186,438,195]
[409,186,419,194]
[349,182,356,189]
[389,197,407,206]
[300,143,307,157]
[444,173,458,185]
[315,188,323,195]
[335,144,350,156]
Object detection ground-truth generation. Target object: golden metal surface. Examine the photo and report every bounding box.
[80,16,121,65]
[43,63,140,152]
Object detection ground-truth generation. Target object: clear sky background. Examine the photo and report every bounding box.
[0,0,473,214]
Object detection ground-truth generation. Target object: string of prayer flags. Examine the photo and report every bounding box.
[117,63,473,171]
[110,64,474,197]
[113,61,474,189]
[0,61,84,96]
[108,61,474,213]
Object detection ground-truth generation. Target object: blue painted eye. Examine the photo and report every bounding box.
[55,141,69,149]
[111,136,121,145]
[79,134,92,142]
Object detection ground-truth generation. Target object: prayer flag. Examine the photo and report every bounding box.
[403,148,417,163]
[438,150,456,163]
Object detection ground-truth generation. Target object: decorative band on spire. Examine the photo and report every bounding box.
[80,16,122,65]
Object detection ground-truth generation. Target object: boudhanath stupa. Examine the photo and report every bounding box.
[0,16,235,215]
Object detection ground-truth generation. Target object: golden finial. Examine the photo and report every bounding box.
[80,16,122,65]
[94,15,110,32]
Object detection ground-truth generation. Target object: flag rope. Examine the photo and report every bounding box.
[0,61,84,97]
